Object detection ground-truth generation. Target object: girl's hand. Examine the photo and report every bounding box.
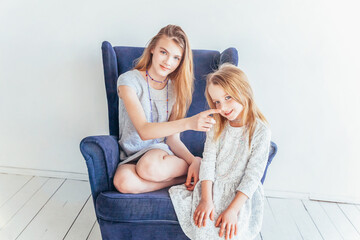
[215,208,238,240]
[185,157,201,191]
[193,199,215,228]
[188,109,221,132]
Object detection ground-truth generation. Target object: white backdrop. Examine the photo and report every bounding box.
[1,0,359,202]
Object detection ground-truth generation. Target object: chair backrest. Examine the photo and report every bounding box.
[101,41,238,156]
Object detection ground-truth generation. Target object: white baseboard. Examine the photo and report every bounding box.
[265,190,310,200]
[0,166,89,181]
[309,193,360,205]
[265,189,360,205]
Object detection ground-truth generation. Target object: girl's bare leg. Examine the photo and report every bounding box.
[135,149,189,182]
[113,163,187,194]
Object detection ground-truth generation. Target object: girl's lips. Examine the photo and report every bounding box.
[160,65,170,71]
[224,110,233,116]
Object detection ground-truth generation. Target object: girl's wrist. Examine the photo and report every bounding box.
[226,205,241,215]
[200,197,213,203]
[183,117,192,131]
[200,192,213,203]
[227,196,246,215]
[189,156,199,164]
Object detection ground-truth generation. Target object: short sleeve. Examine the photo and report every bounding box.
[236,124,271,199]
[199,128,218,182]
[117,71,141,96]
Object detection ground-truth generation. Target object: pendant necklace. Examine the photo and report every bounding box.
[145,70,169,143]
[146,70,168,84]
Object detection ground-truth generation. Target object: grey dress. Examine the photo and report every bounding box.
[169,120,271,240]
[117,69,176,165]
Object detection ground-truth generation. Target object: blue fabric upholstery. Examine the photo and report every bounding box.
[80,41,278,240]
[98,220,188,240]
[96,188,178,222]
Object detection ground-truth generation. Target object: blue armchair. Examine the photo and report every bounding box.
[80,41,278,240]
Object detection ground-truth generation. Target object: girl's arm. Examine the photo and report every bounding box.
[194,180,215,227]
[200,180,213,202]
[215,125,271,239]
[119,85,220,140]
[198,127,217,183]
[235,125,271,199]
[224,191,248,214]
[166,133,196,164]
[215,191,248,239]
[193,129,218,227]
[166,132,200,190]
[165,108,202,164]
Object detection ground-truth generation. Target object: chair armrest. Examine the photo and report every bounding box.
[269,141,278,163]
[80,135,120,204]
[261,141,278,184]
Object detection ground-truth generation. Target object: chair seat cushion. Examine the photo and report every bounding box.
[96,187,179,224]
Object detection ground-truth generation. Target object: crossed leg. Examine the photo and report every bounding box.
[113,149,189,194]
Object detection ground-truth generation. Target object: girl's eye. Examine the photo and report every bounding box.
[214,101,220,105]
[161,51,167,55]
[225,96,232,100]
[174,57,180,61]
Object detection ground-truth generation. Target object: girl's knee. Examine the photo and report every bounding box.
[113,166,139,194]
[136,153,167,182]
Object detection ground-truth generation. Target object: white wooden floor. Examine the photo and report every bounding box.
[0,173,360,240]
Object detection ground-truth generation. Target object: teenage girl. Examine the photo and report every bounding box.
[169,63,271,240]
[113,25,221,194]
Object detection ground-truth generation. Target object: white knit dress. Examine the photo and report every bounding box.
[169,119,271,240]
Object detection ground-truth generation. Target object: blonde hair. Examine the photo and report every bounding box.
[134,25,194,119]
[205,63,267,148]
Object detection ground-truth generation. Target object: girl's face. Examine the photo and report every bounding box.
[208,83,244,122]
[150,36,183,79]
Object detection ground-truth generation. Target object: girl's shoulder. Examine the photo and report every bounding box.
[253,119,271,140]
[118,69,143,83]
[117,69,145,93]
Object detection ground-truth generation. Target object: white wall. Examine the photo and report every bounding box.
[1,0,359,201]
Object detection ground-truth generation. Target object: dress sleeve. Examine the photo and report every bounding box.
[117,71,140,96]
[199,128,218,182]
[236,125,271,199]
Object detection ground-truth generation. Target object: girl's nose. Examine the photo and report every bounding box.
[164,57,171,66]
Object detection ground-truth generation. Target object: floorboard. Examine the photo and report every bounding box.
[267,198,303,240]
[64,195,97,240]
[0,178,64,240]
[302,200,343,240]
[261,198,282,240]
[87,221,102,240]
[338,203,360,235]
[321,201,360,240]
[286,199,323,240]
[0,176,47,229]
[1,173,360,240]
[0,174,32,207]
[17,179,89,240]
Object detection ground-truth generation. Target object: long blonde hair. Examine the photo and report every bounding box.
[205,63,267,148]
[134,25,194,119]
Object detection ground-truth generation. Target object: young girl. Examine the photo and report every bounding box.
[169,63,271,240]
[113,25,221,194]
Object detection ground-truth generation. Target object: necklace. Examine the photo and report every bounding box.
[146,70,168,84]
[145,70,169,143]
